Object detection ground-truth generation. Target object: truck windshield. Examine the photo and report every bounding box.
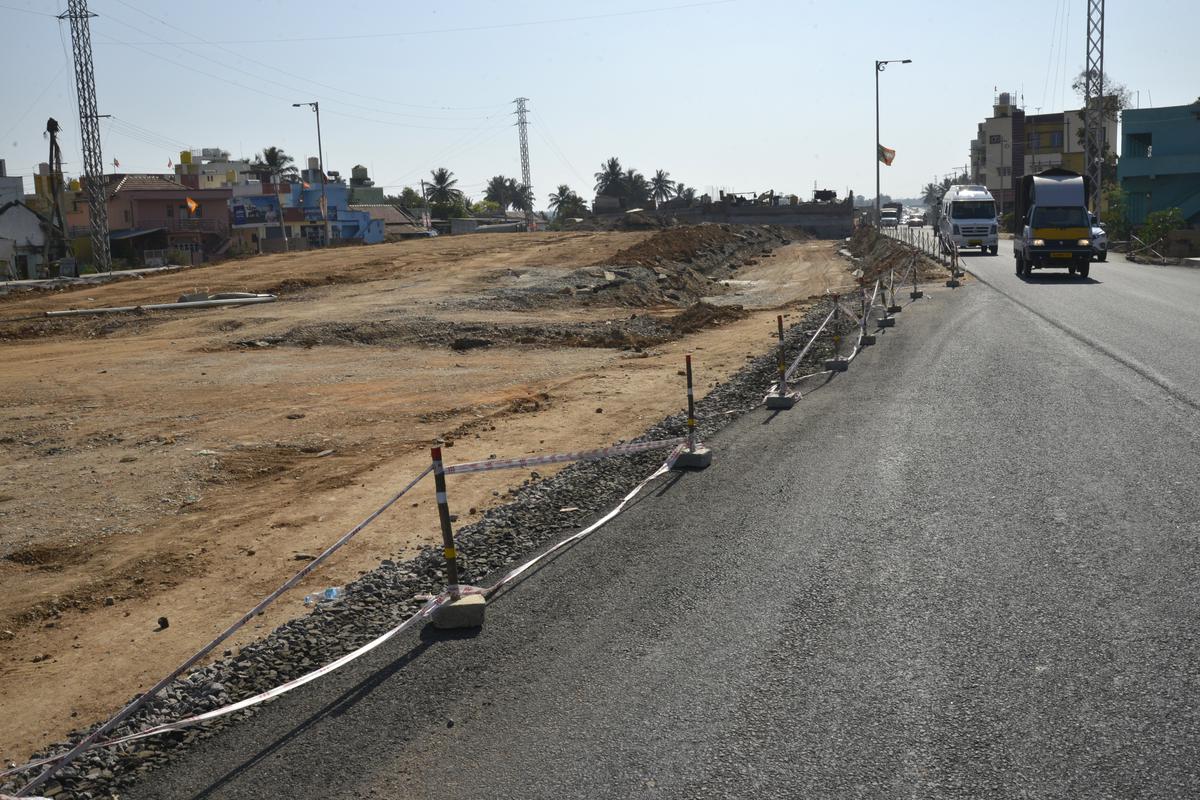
[951,201,995,219]
[1032,207,1089,228]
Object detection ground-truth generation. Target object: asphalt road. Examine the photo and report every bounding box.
[126,251,1200,799]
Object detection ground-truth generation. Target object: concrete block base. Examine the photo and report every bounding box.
[887,304,902,313]
[878,316,896,328]
[765,392,797,410]
[824,358,849,372]
[945,278,960,288]
[861,333,877,346]
[432,593,486,629]
[910,290,924,299]
[674,446,712,470]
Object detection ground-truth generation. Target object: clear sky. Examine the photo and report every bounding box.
[2,0,1197,207]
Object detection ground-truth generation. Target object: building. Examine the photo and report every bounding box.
[287,158,384,246]
[173,148,254,190]
[969,92,1117,215]
[1118,101,1200,227]
[64,174,232,265]
[0,200,48,279]
[347,165,385,205]
[0,159,23,206]
[347,203,427,238]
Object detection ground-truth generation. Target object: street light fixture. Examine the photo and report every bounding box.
[293,101,328,245]
[875,58,912,225]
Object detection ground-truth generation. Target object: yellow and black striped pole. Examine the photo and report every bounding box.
[430,447,460,597]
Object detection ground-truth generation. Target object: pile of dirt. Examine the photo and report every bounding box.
[597,224,764,268]
[847,225,946,282]
[237,305,746,353]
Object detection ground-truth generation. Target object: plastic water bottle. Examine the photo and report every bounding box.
[303,586,342,606]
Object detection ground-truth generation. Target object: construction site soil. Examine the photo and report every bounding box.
[0,224,918,771]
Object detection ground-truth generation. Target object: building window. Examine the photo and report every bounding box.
[989,134,1002,144]
[1049,131,1064,148]
[1129,132,1152,158]
[166,205,173,217]
[1027,132,1040,149]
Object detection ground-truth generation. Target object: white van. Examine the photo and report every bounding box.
[939,185,999,255]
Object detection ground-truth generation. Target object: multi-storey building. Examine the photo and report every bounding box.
[1118,101,1200,227]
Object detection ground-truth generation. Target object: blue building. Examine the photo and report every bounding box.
[1118,101,1200,227]
[288,160,385,245]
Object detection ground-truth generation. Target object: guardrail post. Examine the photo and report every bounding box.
[823,293,849,372]
[946,242,961,288]
[675,354,712,468]
[910,255,923,300]
[767,315,796,409]
[887,267,902,314]
[429,448,486,628]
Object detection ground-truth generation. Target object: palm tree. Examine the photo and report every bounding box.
[484,175,513,211]
[650,169,675,206]
[548,184,583,216]
[427,167,461,204]
[252,146,298,181]
[674,183,697,203]
[921,182,942,206]
[623,169,651,206]
[594,157,624,196]
[511,182,535,213]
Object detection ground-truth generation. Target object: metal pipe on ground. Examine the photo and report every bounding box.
[43,295,276,318]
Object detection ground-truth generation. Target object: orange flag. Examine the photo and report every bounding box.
[186,197,198,214]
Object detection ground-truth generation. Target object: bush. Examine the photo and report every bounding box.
[1141,207,1186,247]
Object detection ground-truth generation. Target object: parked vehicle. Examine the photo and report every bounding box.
[1090,213,1108,262]
[938,185,998,255]
[1013,168,1094,278]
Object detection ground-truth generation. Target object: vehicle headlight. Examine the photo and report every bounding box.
[1032,238,1045,246]
[1078,239,1090,247]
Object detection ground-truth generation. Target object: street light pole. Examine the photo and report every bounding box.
[293,101,327,245]
[874,58,912,226]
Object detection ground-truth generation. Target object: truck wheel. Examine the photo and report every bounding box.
[1015,254,1023,275]
[1098,252,1107,262]
[1069,265,1078,276]
[989,246,998,256]
[1078,263,1091,279]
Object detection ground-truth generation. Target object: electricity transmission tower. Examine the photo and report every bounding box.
[59,0,111,272]
[514,97,532,218]
[1083,0,1105,215]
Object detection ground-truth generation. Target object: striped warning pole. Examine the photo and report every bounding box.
[685,354,697,453]
[430,447,460,598]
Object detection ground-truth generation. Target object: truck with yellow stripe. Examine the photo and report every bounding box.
[1013,168,1094,279]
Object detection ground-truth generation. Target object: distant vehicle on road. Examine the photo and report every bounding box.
[906,216,923,227]
[880,201,902,228]
[1013,168,1094,278]
[1090,213,1108,262]
[938,185,998,255]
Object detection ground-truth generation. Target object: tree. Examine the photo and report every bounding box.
[650,169,675,206]
[484,175,514,211]
[471,199,500,215]
[510,182,535,213]
[1100,185,1131,241]
[674,183,696,203]
[921,182,943,206]
[548,184,587,218]
[594,157,624,196]
[251,146,298,181]
[427,167,462,204]
[623,169,650,206]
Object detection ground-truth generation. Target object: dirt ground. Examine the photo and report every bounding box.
[0,228,856,763]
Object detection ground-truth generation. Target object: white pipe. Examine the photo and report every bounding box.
[44,295,276,318]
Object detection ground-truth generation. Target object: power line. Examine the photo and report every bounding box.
[102,0,508,118]
[97,0,736,45]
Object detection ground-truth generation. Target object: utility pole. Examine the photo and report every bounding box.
[293,101,327,245]
[1083,0,1105,216]
[514,97,532,224]
[59,0,111,272]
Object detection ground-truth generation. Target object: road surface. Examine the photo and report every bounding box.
[125,246,1200,799]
